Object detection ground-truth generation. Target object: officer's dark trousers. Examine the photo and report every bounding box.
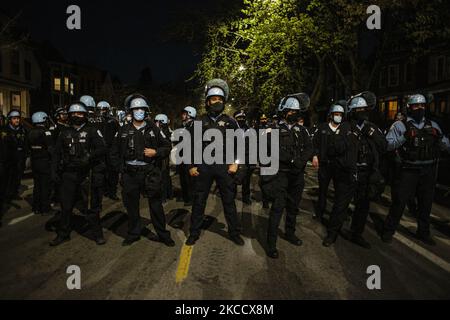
[58,171,104,239]
[0,170,5,222]
[161,165,173,201]
[349,169,371,235]
[5,155,26,200]
[121,169,171,240]
[190,164,241,238]
[179,164,193,203]
[317,162,336,218]
[90,166,105,216]
[267,170,305,250]
[31,158,51,213]
[327,169,356,236]
[242,166,254,201]
[384,165,437,237]
[105,153,119,197]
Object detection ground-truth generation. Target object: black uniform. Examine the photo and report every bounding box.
[384,118,448,240]
[28,125,54,214]
[257,122,271,208]
[188,114,242,240]
[52,123,106,240]
[313,122,347,219]
[237,122,254,203]
[159,124,173,202]
[86,117,107,218]
[98,115,120,199]
[178,120,195,205]
[327,120,386,239]
[260,121,313,251]
[111,120,172,242]
[0,128,7,225]
[3,124,28,201]
[49,122,69,203]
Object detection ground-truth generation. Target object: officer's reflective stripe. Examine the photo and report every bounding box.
[175,244,194,284]
[31,146,43,150]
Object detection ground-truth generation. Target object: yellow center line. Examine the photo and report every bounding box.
[176,243,194,284]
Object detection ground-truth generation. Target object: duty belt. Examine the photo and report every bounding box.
[125,164,153,173]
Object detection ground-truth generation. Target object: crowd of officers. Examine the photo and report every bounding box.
[0,78,449,259]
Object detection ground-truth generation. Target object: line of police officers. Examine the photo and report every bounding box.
[0,78,449,259]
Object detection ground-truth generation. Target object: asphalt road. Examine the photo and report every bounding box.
[0,166,449,300]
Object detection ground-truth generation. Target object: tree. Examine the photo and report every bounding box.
[194,0,450,115]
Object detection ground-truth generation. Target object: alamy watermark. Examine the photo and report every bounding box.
[170,122,280,176]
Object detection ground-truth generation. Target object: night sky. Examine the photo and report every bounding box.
[3,0,238,84]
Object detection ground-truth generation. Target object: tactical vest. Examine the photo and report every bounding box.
[28,127,51,160]
[279,123,308,168]
[61,127,92,166]
[319,124,338,162]
[354,126,374,166]
[7,126,27,152]
[199,114,236,161]
[120,123,159,164]
[400,120,440,162]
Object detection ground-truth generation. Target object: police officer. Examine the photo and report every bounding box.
[49,107,69,205]
[0,126,6,227]
[80,95,107,225]
[258,113,271,209]
[29,112,55,215]
[324,92,387,248]
[178,106,197,206]
[50,102,107,246]
[97,101,120,201]
[382,94,450,245]
[3,109,29,202]
[81,95,98,124]
[155,113,174,203]
[312,103,346,221]
[260,93,313,259]
[51,107,69,139]
[111,95,175,247]
[233,109,253,205]
[185,79,244,246]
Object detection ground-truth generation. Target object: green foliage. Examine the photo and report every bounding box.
[195,0,450,113]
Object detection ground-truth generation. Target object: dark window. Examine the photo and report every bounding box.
[25,60,31,81]
[379,67,387,88]
[388,65,399,87]
[0,51,3,73]
[11,50,20,75]
[437,56,445,81]
[405,62,413,84]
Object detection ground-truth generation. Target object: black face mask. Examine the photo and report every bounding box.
[70,115,87,126]
[286,112,299,124]
[237,120,246,128]
[353,110,370,125]
[208,102,225,117]
[410,108,425,123]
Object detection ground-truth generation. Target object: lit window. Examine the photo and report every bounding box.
[12,92,21,107]
[54,78,61,91]
[387,100,398,120]
[70,83,74,96]
[64,77,69,93]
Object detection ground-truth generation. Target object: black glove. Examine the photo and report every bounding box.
[293,158,306,170]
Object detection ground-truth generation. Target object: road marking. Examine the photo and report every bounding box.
[391,231,450,273]
[8,213,35,226]
[176,244,194,284]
